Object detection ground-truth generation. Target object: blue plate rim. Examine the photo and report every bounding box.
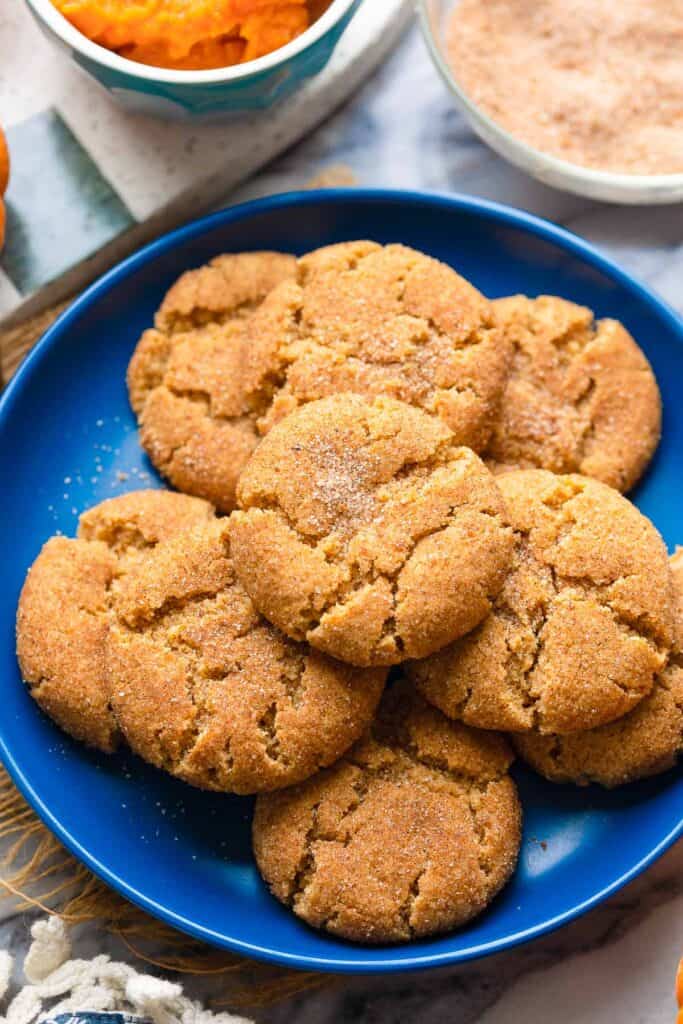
[1,187,682,973]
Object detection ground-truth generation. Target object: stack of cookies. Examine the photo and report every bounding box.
[17,242,682,946]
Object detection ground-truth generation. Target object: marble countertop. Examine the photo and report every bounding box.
[2,17,683,1024]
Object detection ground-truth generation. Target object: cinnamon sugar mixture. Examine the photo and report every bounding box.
[447,0,683,175]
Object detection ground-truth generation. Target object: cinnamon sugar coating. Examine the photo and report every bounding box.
[107,518,386,794]
[408,470,675,735]
[253,680,521,943]
[249,240,511,450]
[487,295,661,492]
[231,394,514,667]
[127,251,297,511]
[129,242,511,511]
[16,490,215,751]
[514,549,683,786]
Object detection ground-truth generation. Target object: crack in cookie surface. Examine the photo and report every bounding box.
[106,517,386,794]
[127,252,297,510]
[487,294,661,492]
[232,394,514,667]
[513,550,683,786]
[253,680,521,944]
[128,243,511,512]
[408,470,675,735]
[155,250,298,336]
[253,241,510,451]
[16,490,216,753]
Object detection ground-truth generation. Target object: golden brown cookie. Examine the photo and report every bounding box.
[130,242,511,512]
[231,394,514,667]
[487,295,661,492]
[16,490,215,751]
[513,549,683,787]
[408,470,674,735]
[253,680,521,944]
[127,251,296,510]
[247,240,511,449]
[107,517,386,794]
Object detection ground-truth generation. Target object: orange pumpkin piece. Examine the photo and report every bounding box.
[52,0,312,69]
[0,126,9,196]
[677,957,683,1022]
[0,124,9,251]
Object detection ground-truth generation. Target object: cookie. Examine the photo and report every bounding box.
[231,394,514,667]
[252,680,521,944]
[408,470,674,734]
[129,250,296,412]
[487,295,661,492]
[128,251,296,510]
[248,240,511,450]
[107,517,386,794]
[16,490,214,751]
[513,549,683,787]
[130,242,511,512]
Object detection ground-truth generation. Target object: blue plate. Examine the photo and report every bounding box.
[1,190,682,973]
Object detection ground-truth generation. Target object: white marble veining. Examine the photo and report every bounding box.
[1,17,682,1024]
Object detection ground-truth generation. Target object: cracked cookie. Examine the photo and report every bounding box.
[408,469,675,734]
[513,549,683,787]
[230,394,515,667]
[127,251,296,511]
[245,240,511,450]
[486,295,661,492]
[253,679,521,943]
[129,242,511,513]
[16,490,215,752]
[106,517,386,794]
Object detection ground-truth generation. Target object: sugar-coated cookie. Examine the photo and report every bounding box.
[129,242,512,511]
[248,241,511,450]
[16,490,214,751]
[231,394,514,667]
[128,251,296,510]
[253,680,521,944]
[408,470,674,734]
[513,549,683,786]
[487,295,661,492]
[107,517,386,793]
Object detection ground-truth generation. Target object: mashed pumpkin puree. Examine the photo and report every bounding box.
[51,0,330,70]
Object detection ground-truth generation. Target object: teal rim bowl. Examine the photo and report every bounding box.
[23,0,362,117]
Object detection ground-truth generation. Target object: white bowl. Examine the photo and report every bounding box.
[418,0,683,205]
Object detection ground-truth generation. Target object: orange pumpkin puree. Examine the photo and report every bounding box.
[51,1,326,70]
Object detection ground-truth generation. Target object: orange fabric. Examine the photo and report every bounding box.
[52,0,312,69]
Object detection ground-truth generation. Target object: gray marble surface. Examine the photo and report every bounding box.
[2,17,683,1024]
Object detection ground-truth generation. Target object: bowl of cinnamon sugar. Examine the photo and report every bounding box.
[420,0,683,205]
